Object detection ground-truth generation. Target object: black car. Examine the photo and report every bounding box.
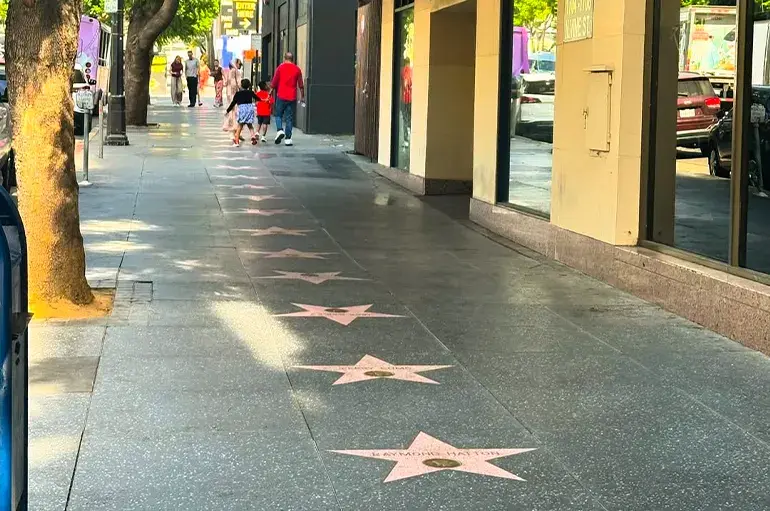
[707,86,770,191]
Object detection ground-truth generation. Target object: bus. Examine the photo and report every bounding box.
[76,15,111,101]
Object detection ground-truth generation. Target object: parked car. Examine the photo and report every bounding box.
[677,72,722,154]
[0,60,7,100]
[707,86,770,191]
[72,67,91,135]
[520,52,555,95]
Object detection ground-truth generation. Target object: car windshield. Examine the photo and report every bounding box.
[72,69,87,84]
[678,78,714,97]
[530,59,555,73]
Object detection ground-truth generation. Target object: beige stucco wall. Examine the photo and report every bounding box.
[550,0,647,245]
[471,0,501,203]
[423,5,476,181]
[377,0,395,167]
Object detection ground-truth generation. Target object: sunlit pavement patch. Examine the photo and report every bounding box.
[293,354,453,385]
[232,227,313,237]
[257,271,365,284]
[243,249,335,259]
[219,195,287,202]
[222,209,296,216]
[211,174,265,180]
[331,432,536,482]
[274,304,406,326]
[216,184,272,190]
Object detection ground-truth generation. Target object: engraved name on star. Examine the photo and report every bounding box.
[245,249,334,259]
[330,432,537,482]
[294,355,453,385]
[257,271,366,284]
[274,304,406,326]
[233,227,313,237]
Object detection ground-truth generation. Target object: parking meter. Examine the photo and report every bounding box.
[0,185,28,511]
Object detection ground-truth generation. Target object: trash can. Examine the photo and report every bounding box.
[0,185,28,511]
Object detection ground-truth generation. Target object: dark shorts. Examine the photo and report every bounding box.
[257,116,271,126]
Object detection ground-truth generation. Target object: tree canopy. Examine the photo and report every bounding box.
[1,0,219,46]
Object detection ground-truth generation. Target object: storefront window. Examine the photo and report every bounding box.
[504,1,557,216]
[393,3,414,171]
[647,0,770,280]
[745,2,770,275]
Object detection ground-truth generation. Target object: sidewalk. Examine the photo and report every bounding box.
[30,101,770,510]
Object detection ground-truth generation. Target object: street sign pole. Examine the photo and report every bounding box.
[106,0,129,146]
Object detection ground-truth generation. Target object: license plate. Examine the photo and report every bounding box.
[679,109,696,118]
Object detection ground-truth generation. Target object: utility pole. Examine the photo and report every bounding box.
[106,0,129,146]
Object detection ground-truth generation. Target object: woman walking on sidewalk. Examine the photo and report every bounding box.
[222,59,242,134]
[169,56,184,107]
[212,60,224,107]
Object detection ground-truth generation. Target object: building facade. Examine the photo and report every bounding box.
[362,0,770,351]
[261,0,358,134]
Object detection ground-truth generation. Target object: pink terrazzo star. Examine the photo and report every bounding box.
[227,209,295,216]
[233,227,313,237]
[294,354,453,385]
[331,432,536,482]
[258,271,366,284]
[274,303,405,326]
[246,248,334,259]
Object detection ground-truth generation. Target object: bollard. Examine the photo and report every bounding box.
[0,185,29,511]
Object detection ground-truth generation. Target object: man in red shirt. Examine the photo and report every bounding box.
[271,52,305,146]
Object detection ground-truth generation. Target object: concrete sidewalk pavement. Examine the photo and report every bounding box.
[28,100,770,510]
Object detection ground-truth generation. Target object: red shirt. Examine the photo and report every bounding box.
[255,90,273,116]
[271,62,304,101]
[170,61,183,78]
[401,65,412,104]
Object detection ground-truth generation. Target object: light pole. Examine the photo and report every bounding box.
[106,0,129,146]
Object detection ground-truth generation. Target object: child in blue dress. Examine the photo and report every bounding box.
[225,79,260,146]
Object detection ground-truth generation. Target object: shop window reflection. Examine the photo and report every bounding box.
[508,5,556,216]
[393,6,414,172]
[746,5,770,275]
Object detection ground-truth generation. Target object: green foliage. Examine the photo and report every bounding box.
[79,0,219,45]
[513,0,554,32]
[157,0,219,45]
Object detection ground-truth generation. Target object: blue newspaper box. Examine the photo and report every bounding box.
[0,185,28,511]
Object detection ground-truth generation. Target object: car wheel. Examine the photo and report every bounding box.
[709,146,730,178]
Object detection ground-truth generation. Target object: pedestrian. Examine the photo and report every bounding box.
[212,59,225,107]
[222,59,243,134]
[169,56,184,107]
[184,50,200,107]
[198,58,209,106]
[255,81,274,144]
[225,78,260,147]
[271,52,305,146]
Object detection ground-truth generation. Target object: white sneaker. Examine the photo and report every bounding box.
[260,136,267,143]
[284,139,293,146]
[275,130,285,144]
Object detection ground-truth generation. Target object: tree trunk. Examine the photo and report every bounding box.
[5,0,93,306]
[125,41,152,125]
[124,0,180,126]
